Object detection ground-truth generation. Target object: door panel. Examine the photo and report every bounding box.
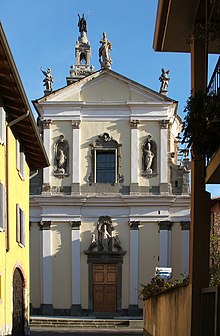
[93,264,117,312]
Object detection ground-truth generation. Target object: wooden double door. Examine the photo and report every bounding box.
[93,264,117,312]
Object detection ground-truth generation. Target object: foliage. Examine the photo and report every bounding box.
[181,90,218,155]
[139,274,189,301]
[209,222,220,286]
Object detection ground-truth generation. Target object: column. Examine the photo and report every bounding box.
[70,221,82,315]
[42,119,52,192]
[159,221,172,267]
[128,221,140,315]
[160,120,169,193]
[130,120,139,192]
[39,221,53,315]
[181,221,190,275]
[72,121,80,193]
[190,30,210,336]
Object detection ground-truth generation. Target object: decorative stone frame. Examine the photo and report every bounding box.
[88,133,124,184]
[85,215,126,316]
[54,134,69,178]
[141,135,157,177]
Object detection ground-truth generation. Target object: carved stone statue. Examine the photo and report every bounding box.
[97,216,114,251]
[144,142,154,173]
[99,32,112,69]
[88,234,97,251]
[113,235,122,251]
[78,14,87,34]
[159,68,170,94]
[54,134,69,175]
[41,67,54,92]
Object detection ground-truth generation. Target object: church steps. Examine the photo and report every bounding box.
[30,317,143,329]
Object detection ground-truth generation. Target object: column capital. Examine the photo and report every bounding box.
[39,221,52,230]
[181,221,190,230]
[129,221,140,230]
[130,120,139,129]
[70,221,81,229]
[159,221,173,230]
[43,119,52,129]
[72,121,81,129]
[160,119,169,129]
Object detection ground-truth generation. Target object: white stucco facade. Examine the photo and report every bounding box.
[30,65,190,317]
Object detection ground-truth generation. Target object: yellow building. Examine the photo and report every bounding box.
[0,23,49,335]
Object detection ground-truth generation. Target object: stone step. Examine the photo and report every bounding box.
[30,317,143,329]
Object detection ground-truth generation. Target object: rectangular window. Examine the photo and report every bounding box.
[0,182,6,231]
[0,105,6,144]
[96,150,116,183]
[16,204,25,246]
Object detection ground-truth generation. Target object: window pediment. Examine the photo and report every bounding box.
[91,132,120,149]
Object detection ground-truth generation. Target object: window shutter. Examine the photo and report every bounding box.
[2,185,6,231]
[16,204,20,242]
[20,151,25,179]
[21,210,25,246]
[0,106,6,144]
[16,141,20,171]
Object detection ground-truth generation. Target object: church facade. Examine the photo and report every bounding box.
[30,17,190,316]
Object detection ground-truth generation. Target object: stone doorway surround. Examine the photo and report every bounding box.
[84,250,126,316]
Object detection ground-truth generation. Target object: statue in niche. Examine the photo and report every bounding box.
[142,136,156,174]
[78,14,87,34]
[54,134,69,175]
[99,32,112,69]
[97,216,114,251]
[114,235,122,251]
[88,234,97,251]
[41,67,54,92]
[144,142,154,172]
[159,68,170,94]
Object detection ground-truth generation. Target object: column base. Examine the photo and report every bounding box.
[71,304,82,316]
[128,304,140,316]
[160,183,171,194]
[40,304,54,316]
[71,183,80,194]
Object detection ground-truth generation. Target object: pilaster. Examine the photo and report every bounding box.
[70,221,82,315]
[71,121,81,194]
[181,221,190,274]
[160,120,169,193]
[42,119,52,193]
[130,120,139,193]
[128,221,140,315]
[39,221,53,315]
[159,221,172,267]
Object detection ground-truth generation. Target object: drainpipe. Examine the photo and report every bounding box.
[6,110,29,252]
[29,170,38,180]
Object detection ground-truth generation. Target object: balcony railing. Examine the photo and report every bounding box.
[207,56,220,96]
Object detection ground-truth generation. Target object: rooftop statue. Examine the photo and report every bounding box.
[159,68,170,95]
[41,67,54,93]
[78,14,87,34]
[99,32,112,69]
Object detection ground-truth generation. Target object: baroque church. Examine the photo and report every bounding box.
[30,15,190,316]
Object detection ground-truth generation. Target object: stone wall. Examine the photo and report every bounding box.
[143,284,192,336]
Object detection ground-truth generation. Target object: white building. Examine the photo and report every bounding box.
[30,17,190,317]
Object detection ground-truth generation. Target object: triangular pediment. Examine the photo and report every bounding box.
[37,69,174,104]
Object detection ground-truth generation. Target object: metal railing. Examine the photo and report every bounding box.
[207,56,220,96]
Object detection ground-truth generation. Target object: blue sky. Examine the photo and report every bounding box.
[1,0,219,197]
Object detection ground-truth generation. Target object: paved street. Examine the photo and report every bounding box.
[31,328,143,335]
